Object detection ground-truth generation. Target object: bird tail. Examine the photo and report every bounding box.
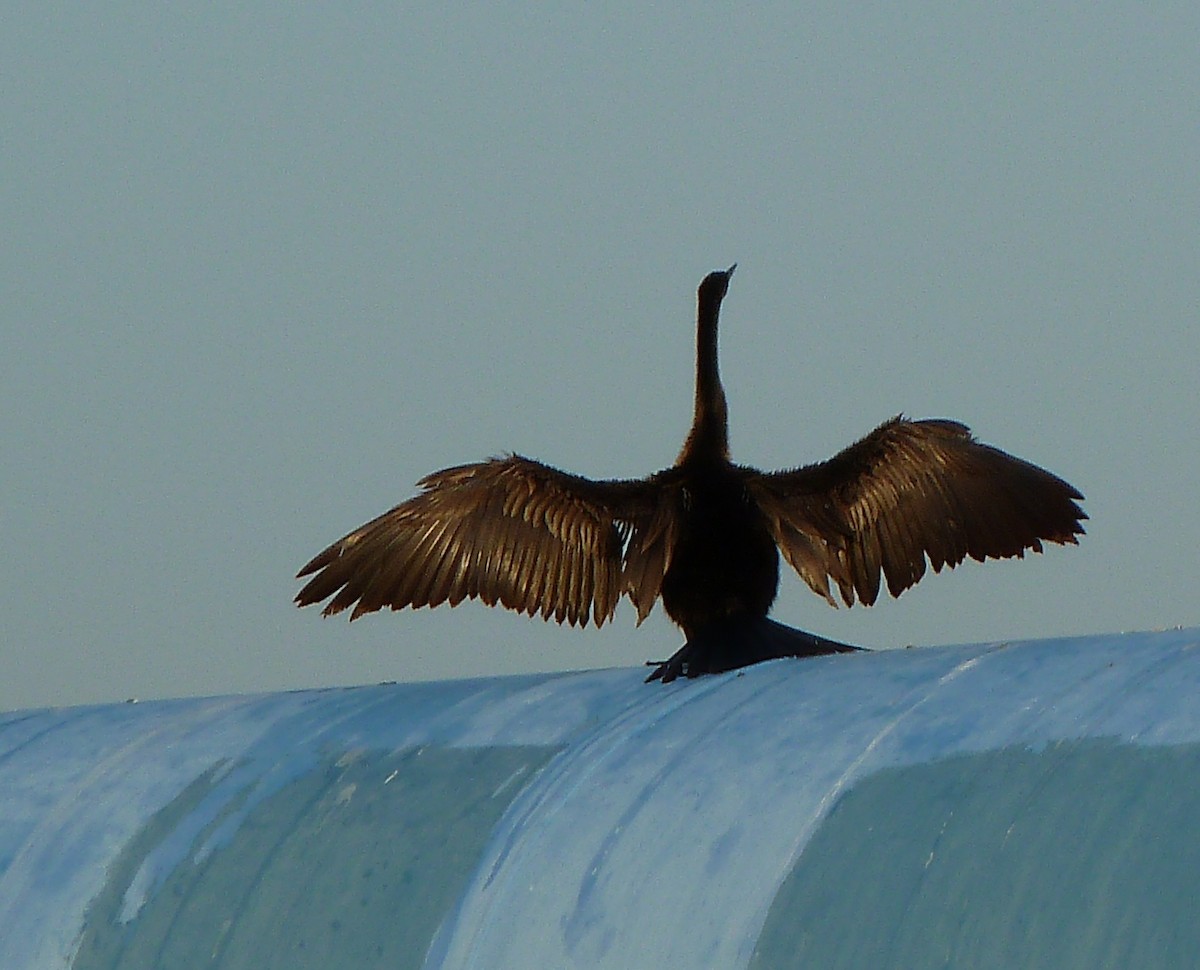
[645,616,862,683]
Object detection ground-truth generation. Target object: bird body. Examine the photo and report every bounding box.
[297,267,1085,682]
[658,459,780,636]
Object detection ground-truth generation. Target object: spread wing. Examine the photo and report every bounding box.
[295,456,662,627]
[746,416,1086,607]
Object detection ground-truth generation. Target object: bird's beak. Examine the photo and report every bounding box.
[726,263,737,277]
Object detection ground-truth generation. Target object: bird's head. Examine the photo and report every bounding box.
[698,264,737,304]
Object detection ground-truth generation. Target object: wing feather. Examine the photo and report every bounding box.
[296,455,661,628]
[747,416,1085,607]
[621,475,684,624]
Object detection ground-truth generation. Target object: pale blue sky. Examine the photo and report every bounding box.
[3,4,1197,709]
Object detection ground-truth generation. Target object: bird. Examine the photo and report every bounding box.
[296,266,1085,683]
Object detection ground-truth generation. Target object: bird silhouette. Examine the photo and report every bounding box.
[296,266,1085,682]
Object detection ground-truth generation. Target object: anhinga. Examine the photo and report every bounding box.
[296,266,1085,682]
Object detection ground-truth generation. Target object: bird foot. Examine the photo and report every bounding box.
[644,652,689,684]
[644,616,862,684]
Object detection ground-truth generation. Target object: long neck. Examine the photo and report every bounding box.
[677,287,730,464]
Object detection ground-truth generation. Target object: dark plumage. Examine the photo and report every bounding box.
[297,266,1085,682]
